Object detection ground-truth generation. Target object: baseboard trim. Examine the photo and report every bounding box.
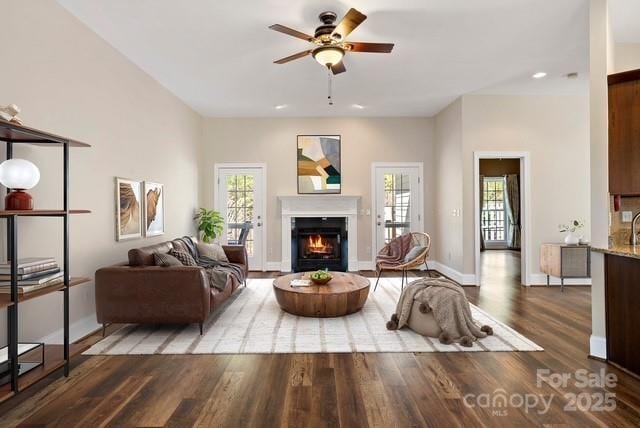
[263,259,478,286]
[589,335,607,360]
[430,261,478,286]
[357,261,374,271]
[264,260,379,272]
[265,262,282,271]
[530,274,592,286]
[39,314,101,345]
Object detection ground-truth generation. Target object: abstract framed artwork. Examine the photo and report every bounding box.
[297,135,341,194]
[144,181,165,237]
[115,177,142,241]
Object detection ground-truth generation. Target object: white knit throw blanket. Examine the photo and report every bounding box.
[392,277,489,343]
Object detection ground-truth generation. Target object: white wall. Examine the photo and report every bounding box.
[432,94,591,284]
[589,0,613,359]
[433,100,464,273]
[201,118,436,265]
[461,95,591,282]
[0,1,202,343]
[614,43,640,72]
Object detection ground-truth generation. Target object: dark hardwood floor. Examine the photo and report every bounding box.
[1,257,639,427]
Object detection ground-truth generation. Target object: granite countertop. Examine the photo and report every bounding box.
[592,244,640,260]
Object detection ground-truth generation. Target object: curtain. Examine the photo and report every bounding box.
[479,174,485,251]
[505,174,521,249]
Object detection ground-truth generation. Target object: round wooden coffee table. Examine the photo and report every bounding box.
[273,272,370,317]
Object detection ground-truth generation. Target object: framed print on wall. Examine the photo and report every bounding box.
[115,177,143,241]
[297,135,341,194]
[144,181,165,237]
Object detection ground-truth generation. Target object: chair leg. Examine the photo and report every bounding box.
[102,323,107,337]
[424,260,431,277]
[374,269,382,292]
[199,322,204,335]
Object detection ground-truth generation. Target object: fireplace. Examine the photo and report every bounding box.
[291,217,348,272]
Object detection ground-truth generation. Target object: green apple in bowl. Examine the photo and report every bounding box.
[310,270,333,285]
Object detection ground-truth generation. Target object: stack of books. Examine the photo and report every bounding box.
[0,257,64,295]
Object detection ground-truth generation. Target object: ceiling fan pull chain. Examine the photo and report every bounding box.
[327,68,334,106]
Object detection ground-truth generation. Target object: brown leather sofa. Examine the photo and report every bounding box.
[95,239,248,334]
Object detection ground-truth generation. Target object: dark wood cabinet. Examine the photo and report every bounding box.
[608,69,640,196]
[605,254,640,377]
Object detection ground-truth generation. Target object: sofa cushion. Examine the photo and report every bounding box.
[169,249,198,266]
[197,242,229,262]
[128,241,173,266]
[154,252,183,267]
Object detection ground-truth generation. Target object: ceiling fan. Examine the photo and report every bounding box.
[269,8,394,75]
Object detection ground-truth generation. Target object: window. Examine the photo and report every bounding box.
[482,177,507,242]
[383,173,411,243]
[226,174,255,256]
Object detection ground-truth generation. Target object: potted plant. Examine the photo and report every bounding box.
[559,219,585,245]
[194,208,224,243]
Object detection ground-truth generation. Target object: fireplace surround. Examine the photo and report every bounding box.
[279,195,359,272]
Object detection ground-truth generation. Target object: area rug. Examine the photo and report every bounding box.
[84,277,542,355]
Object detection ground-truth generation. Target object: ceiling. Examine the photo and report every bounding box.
[609,0,640,43]
[58,0,590,117]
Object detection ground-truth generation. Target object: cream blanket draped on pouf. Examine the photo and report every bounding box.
[386,277,493,347]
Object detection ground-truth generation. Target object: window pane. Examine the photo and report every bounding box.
[481,177,507,243]
[383,173,414,243]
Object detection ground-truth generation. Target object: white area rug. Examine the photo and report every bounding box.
[84,278,542,355]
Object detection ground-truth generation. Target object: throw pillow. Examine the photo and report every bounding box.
[169,249,198,266]
[197,242,229,263]
[154,252,183,267]
[404,245,427,263]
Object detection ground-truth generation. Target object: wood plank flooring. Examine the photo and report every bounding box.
[1,253,639,427]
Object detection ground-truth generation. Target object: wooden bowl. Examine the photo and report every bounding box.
[310,273,332,285]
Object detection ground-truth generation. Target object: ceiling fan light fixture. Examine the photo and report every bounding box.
[312,46,345,68]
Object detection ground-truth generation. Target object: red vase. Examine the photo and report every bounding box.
[5,189,33,210]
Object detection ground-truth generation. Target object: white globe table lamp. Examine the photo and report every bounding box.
[0,159,41,210]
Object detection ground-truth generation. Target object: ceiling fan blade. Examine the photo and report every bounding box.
[273,50,312,64]
[348,42,395,53]
[331,61,346,75]
[269,24,314,42]
[331,8,367,40]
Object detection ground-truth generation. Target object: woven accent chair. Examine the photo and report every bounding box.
[374,232,432,292]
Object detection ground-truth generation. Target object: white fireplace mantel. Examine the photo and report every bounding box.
[278,195,360,272]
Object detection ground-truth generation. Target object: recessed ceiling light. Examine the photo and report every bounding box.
[274,104,288,110]
[352,104,365,109]
[532,72,547,79]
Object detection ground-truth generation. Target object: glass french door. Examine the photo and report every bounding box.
[374,166,423,254]
[481,176,509,245]
[217,166,265,271]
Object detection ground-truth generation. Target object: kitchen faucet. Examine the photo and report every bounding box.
[633,211,640,246]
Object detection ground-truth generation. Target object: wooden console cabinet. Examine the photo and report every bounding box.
[540,244,591,291]
[605,254,640,378]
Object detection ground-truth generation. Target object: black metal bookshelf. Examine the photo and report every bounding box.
[0,119,91,401]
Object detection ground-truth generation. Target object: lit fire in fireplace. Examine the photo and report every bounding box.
[306,234,333,255]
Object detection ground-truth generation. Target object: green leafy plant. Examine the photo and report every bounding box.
[194,208,224,243]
